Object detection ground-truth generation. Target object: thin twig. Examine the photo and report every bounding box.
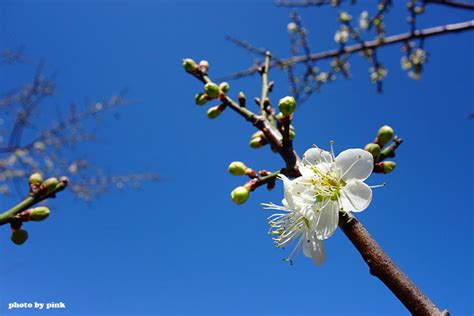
[221,20,474,80]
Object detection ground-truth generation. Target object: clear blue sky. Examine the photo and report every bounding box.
[0,1,472,315]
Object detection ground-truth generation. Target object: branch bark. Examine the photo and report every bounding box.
[221,20,474,80]
[338,212,449,316]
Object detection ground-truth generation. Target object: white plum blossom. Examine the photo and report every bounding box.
[263,145,377,266]
[262,175,326,266]
[296,146,375,241]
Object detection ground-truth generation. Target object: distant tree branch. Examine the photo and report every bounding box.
[276,0,474,10]
[220,20,474,81]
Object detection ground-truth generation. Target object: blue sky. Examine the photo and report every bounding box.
[0,1,472,315]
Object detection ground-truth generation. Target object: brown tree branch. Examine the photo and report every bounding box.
[338,212,449,316]
[221,20,474,81]
[426,0,474,10]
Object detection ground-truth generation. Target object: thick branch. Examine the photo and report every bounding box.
[222,20,474,80]
[426,0,474,10]
[338,212,449,316]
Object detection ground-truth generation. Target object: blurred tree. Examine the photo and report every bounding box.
[222,0,473,105]
[0,48,158,245]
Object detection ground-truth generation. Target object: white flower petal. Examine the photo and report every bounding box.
[340,180,372,212]
[279,174,296,209]
[302,147,333,166]
[303,234,326,266]
[298,165,313,177]
[313,200,339,240]
[335,148,373,181]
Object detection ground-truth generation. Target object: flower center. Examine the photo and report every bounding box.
[310,166,345,201]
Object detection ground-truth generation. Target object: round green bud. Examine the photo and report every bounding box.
[219,82,230,93]
[195,93,209,106]
[230,186,250,205]
[204,82,220,99]
[29,173,43,185]
[364,143,381,159]
[249,137,264,149]
[278,96,296,115]
[182,58,197,73]
[382,161,396,174]
[228,161,247,176]
[207,106,222,119]
[11,229,28,245]
[377,125,395,147]
[29,207,50,222]
[42,177,59,192]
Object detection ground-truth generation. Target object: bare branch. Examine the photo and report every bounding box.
[221,20,474,80]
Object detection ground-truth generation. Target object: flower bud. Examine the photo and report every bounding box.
[207,105,223,119]
[364,143,381,160]
[182,58,197,73]
[219,82,230,93]
[29,207,50,222]
[195,93,209,106]
[11,229,28,245]
[29,173,43,186]
[249,137,266,149]
[204,82,220,99]
[287,22,297,33]
[228,161,247,176]
[199,60,209,73]
[251,130,264,140]
[377,125,394,147]
[278,96,296,115]
[230,186,250,205]
[41,177,59,195]
[338,11,352,23]
[382,161,396,174]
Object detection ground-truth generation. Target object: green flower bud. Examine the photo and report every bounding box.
[11,229,28,245]
[42,177,59,194]
[195,93,209,106]
[278,96,296,115]
[382,161,396,174]
[249,137,265,148]
[230,186,250,205]
[377,125,395,147]
[29,173,43,186]
[219,82,230,93]
[364,143,381,160]
[204,82,220,99]
[29,207,50,222]
[182,58,197,73]
[228,161,247,176]
[207,105,223,119]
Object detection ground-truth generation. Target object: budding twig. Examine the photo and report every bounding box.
[0,177,68,226]
[221,20,474,81]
